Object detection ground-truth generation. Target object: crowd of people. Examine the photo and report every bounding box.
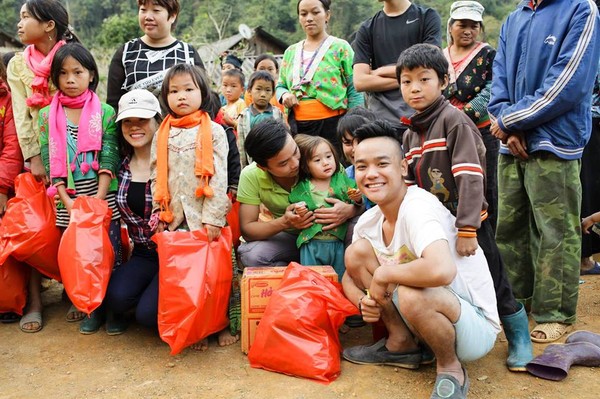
[0,0,599,398]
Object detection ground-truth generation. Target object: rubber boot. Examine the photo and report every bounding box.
[566,330,600,347]
[526,342,600,381]
[106,310,128,336]
[80,307,106,335]
[500,303,533,372]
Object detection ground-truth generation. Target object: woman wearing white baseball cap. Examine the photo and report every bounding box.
[104,89,163,334]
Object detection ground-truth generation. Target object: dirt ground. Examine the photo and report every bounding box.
[1,275,599,399]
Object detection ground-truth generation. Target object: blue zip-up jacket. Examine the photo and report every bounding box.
[489,0,600,160]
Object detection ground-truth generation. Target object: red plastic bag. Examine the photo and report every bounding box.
[248,262,358,383]
[152,227,233,355]
[0,173,62,281]
[226,195,241,248]
[58,196,114,315]
[0,256,31,315]
[120,225,131,263]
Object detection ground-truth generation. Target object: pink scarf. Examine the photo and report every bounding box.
[23,40,65,108]
[48,89,102,180]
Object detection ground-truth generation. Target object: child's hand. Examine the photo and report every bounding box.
[222,112,237,128]
[347,188,363,203]
[283,203,314,230]
[156,221,167,233]
[204,224,222,241]
[582,214,598,234]
[293,201,308,217]
[0,193,7,215]
[456,236,478,257]
[228,188,237,202]
[29,155,49,184]
[63,197,74,215]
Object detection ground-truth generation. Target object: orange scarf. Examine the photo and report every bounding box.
[154,110,214,223]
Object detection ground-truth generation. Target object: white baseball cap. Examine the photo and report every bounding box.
[116,89,161,122]
[450,1,485,22]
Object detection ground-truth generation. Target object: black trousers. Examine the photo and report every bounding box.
[477,218,520,316]
[580,117,600,258]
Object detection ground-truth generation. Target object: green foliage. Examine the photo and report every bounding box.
[0,0,519,52]
[0,0,20,37]
[97,14,141,50]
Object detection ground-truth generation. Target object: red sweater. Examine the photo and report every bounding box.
[0,81,22,195]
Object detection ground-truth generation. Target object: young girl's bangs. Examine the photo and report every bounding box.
[50,43,99,91]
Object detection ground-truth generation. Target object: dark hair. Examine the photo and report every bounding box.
[396,43,448,83]
[2,52,15,71]
[118,114,163,158]
[294,134,340,180]
[0,55,8,82]
[297,0,331,13]
[25,0,77,42]
[138,0,179,19]
[254,53,279,71]
[205,90,222,120]
[160,64,211,117]
[337,115,374,142]
[222,68,245,88]
[221,53,243,70]
[448,19,486,44]
[245,119,291,167]
[50,43,99,92]
[248,71,275,92]
[354,120,404,157]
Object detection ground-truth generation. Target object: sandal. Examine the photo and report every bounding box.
[19,311,43,333]
[530,322,571,343]
[581,262,600,275]
[66,304,85,322]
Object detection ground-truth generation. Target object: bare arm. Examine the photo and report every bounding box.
[369,240,457,303]
[353,63,399,93]
[95,173,111,200]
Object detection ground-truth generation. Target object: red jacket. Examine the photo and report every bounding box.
[0,81,22,195]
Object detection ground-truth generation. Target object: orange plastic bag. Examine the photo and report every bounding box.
[152,227,233,355]
[248,262,358,383]
[0,173,62,281]
[0,256,30,315]
[58,196,114,315]
[226,195,241,248]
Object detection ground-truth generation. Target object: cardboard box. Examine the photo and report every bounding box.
[241,265,338,354]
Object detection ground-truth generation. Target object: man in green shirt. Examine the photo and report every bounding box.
[237,119,358,266]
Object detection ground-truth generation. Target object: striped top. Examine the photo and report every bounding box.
[55,124,120,228]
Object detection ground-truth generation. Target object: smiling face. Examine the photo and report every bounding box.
[298,0,330,39]
[138,2,176,41]
[17,4,53,46]
[167,72,202,117]
[449,19,481,49]
[399,66,448,112]
[250,79,274,111]
[121,117,157,151]
[58,56,94,97]
[354,137,407,207]
[307,141,336,181]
